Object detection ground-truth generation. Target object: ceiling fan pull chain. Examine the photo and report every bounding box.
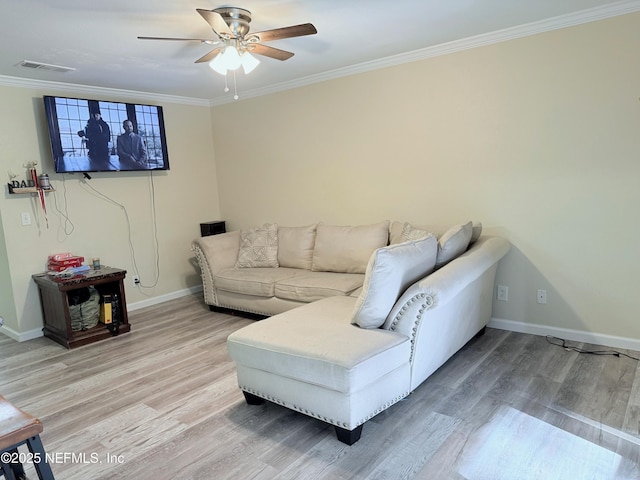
[224,73,229,93]
[233,70,239,100]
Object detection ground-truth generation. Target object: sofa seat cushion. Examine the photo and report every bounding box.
[274,271,364,303]
[215,267,300,297]
[227,296,411,394]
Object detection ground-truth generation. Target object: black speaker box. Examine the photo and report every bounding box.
[200,221,226,237]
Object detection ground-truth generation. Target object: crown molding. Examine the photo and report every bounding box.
[1,1,639,107]
[210,0,640,106]
[0,74,211,107]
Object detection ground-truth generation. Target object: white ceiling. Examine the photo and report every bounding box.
[1,0,639,105]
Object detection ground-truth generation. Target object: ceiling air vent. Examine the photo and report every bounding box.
[16,60,76,73]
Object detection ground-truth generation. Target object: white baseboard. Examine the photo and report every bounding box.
[127,285,203,311]
[0,324,43,342]
[489,317,640,352]
[0,286,204,343]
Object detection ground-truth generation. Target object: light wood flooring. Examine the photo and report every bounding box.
[2,293,640,479]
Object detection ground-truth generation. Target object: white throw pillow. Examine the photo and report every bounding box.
[351,234,438,329]
[311,221,389,274]
[277,224,317,269]
[435,221,473,268]
[470,221,483,244]
[235,223,279,268]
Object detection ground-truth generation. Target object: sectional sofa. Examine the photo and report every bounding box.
[192,220,510,444]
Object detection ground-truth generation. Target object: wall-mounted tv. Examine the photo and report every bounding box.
[43,95,170,173]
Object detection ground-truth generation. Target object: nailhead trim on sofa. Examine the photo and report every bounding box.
[192,246,217,305]
[239,387,410,429]
[388,292,434,362]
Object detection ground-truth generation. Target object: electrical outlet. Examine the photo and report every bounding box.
[497,285,508,301]
[537,289,547,304]
[132,275,140,287]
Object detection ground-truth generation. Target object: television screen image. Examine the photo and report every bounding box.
[43,95,170,173]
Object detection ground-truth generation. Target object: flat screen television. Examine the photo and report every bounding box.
[43,95,170,173]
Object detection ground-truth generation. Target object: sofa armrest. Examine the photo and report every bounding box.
[384,236,510,331]
[382,236,510,389]
[191,231,240,305]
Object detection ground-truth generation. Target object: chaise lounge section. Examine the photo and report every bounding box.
[215,222,510,444]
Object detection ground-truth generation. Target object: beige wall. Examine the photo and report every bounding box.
[2,12,638,347]
[0,210,17,332]
[211,13,640,344]
[0,86,220,339]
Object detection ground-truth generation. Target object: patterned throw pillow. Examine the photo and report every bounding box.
[235,223,279,268]
[400,222,431,242]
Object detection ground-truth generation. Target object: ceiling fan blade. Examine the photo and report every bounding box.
[195,47,224,64]
[196,8,233,37]
[138,36,215,43]
[249,23,317,43]
[249,44,295,61]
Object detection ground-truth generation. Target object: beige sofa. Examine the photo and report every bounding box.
[191,221,390,316]
[193,220,510,444]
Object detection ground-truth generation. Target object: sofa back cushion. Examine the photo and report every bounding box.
[311,221,389,274]
[277,224,317,270]
[350,234,438,329]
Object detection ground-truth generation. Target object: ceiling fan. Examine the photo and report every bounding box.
[138,7,317,71]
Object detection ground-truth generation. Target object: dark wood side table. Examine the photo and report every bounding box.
[32,267,131,349]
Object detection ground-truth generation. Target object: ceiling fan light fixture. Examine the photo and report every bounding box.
[222,45,242,71]
[209,54,228,75]
[241,51,260,74]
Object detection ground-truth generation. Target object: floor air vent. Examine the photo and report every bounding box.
[16,60,76,73]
